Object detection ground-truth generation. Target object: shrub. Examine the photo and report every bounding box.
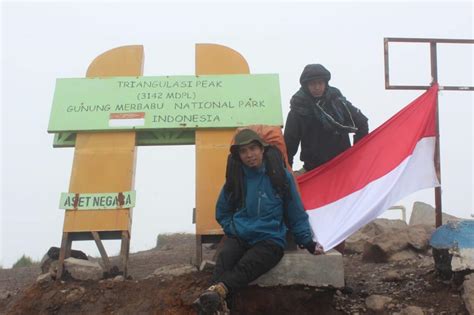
[156,233,194,249]
[12,255,34,268]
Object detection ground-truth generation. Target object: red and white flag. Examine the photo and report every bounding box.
[109,112,145,127]
[298,85,440,251]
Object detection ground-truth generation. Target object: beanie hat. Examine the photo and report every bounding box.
[230,129,267,155]
[299,64,331,85]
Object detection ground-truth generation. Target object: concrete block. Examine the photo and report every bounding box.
[251,250,344,288]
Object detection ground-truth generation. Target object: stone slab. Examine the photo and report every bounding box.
[251,249,344,288]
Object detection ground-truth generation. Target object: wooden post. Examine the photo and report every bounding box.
[57,46,143,279]
[194,44,250,265]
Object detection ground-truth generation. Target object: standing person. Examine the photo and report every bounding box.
[193,128,323,315]
[284,64,369,176]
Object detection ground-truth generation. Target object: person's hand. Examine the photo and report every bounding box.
[300,241,325,255]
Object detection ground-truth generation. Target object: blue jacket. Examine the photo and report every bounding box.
[215,163,313,249]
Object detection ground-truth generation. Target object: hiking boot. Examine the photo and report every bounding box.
[193,283,229,315]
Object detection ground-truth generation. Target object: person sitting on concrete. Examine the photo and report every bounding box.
[284,64,369,176]
[193,128,323,315]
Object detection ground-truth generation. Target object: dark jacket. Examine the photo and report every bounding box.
[284,67,368,170]
[216,163,313,249]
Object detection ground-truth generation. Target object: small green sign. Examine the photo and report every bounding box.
[48,74,283,133]
[59,191,136,210]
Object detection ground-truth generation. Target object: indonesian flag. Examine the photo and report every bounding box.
[298,84,440,251]
[109,112,145,127]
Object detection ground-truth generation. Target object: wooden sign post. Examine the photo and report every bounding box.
[56,45,143,279]
[50,44,283,278]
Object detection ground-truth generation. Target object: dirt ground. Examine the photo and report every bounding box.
[0,234,469,315]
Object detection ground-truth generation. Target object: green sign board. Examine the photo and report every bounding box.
[59,191,136,210]
[48,74,283,133]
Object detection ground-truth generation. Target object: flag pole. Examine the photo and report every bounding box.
[430,42,443,228]
[384,37,474,228]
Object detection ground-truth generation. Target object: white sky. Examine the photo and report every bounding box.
[1,0,473,268]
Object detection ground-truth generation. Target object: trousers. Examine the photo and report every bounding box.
[213,236,284,293]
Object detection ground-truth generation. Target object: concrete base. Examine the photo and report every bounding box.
[251,249,344,288]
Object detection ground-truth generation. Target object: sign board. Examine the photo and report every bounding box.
[48,74,283,132]
[59,191,136,210]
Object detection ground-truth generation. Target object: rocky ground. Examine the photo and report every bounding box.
[0,221,472,315]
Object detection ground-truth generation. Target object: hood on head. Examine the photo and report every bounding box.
[230,129,268,156]
[299,64,331,86]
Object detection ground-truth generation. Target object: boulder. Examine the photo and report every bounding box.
[346,219,407,254]
[363,229,410,263]
[409,201,461,226]
[64,257,103,281]
[363,224,433,263]
[41,246,87,274]
[407,224,435,251]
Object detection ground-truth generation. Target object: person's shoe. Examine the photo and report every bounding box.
[193,283,229,315]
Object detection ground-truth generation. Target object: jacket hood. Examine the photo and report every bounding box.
[299,64,331,86]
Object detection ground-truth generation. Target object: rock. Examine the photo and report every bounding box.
[359,219,408,236]
[41,246,88,274]
[365,294,393,313]
[346,219,408,254]
[0,290,12,300]
[363,229,410,262]
[47,260,59,279]
[399,306,425,315]
[362,222,434,263]
[463,274,474,315]
[382,270,402,282]
[113,275,125,282]
[36,273,52,284]
[389,249,419,262]
[64,257,103,281]
[152,264,196,278]
[409,202,461,226]
[199,259,216,272]
[407,224,435,251]
[65,286,85,303]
